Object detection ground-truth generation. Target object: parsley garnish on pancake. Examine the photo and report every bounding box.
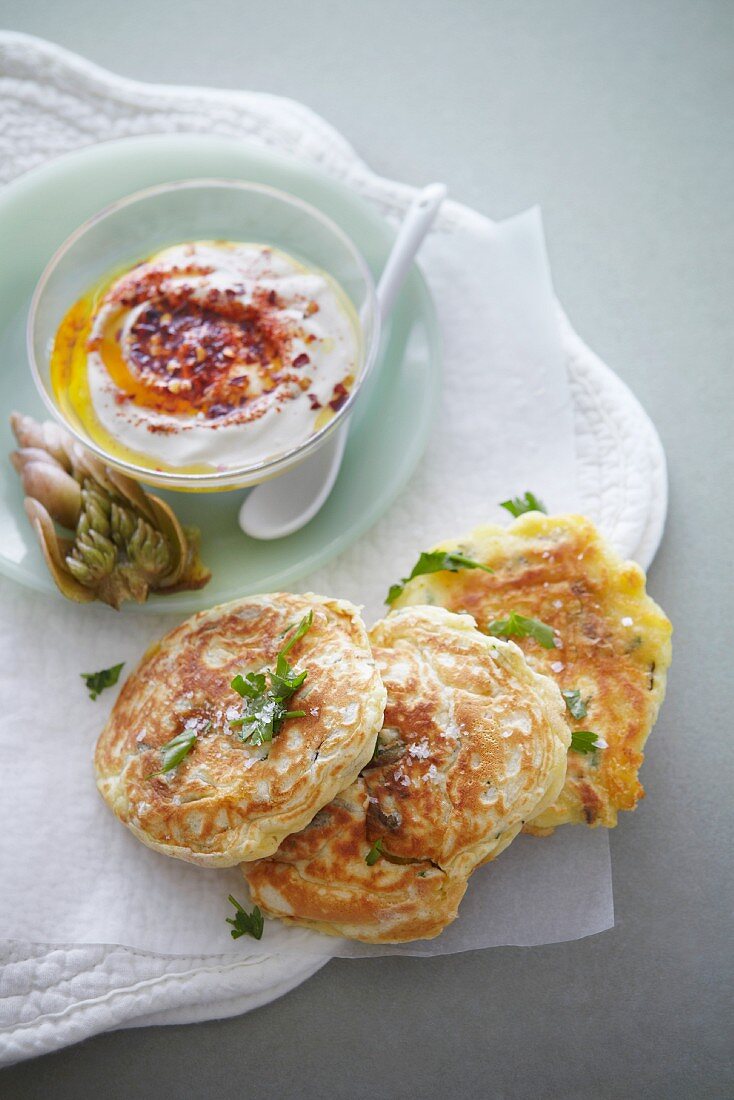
[561,689,588,719]
[228,612,313,747]
[386,551,493,605]
[499,491,547,517]
[487,611,557,649]
[365,838,384,866]
[147,723,210,778]
[570,730,604,754]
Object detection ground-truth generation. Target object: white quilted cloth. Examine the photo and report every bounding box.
[0,32,666,1065]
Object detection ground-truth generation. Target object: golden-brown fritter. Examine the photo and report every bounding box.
[391,513,672,831]
[95,593,386,866]
[244,606,570,942]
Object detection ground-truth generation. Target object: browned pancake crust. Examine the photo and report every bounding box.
[245,780,470,941]
[94,593,386,866]
[244,606,569,941]
[392,513,672,830]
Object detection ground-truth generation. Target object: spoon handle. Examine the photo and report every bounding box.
[239,182,446,540]
[376,183,447,320]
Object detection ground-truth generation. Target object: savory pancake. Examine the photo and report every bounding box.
[95,593,386,866]
[243,606,570,942]
[391,512,672,831]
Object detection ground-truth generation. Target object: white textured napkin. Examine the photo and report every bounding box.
[1,203,614,961]
[0,33,667,1063]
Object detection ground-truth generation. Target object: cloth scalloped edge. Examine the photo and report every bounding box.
[0,31,666,1066]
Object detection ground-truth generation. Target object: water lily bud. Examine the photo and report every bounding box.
[11,412,210,608]
[10,412,73,470]
[10,446,63,473]
[70,530,116,581]
[81,483,112,538]
[110,502,136,544]
[18,460,81,531]
[128,518,170,578]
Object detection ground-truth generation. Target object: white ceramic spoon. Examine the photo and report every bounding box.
[238,183,447,540]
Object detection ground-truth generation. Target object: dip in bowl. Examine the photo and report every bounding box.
[28,180,379,490]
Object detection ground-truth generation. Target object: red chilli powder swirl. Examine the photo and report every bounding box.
[89,265,310,422]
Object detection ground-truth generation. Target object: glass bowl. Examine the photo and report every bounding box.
[27,179,380,491]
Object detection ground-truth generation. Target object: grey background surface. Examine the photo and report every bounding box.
[1,1,732,1097]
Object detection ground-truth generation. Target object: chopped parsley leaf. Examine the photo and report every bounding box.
[81,662,124,700]
[570,730,602,754]
[148,726,203,778]
[386,551,493,604]
[500,491,547,517]
[487,611,557,649]
[278,611,314,657]
[365,838,384,866]
[226,895,264,940]
[562,689,588,720]
[229,612,312,748]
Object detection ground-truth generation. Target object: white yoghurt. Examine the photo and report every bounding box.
[86,241,360,471]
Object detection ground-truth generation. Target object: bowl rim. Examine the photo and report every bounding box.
[26,176,380,488]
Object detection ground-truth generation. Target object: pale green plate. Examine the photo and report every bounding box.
[0,134,441,612]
